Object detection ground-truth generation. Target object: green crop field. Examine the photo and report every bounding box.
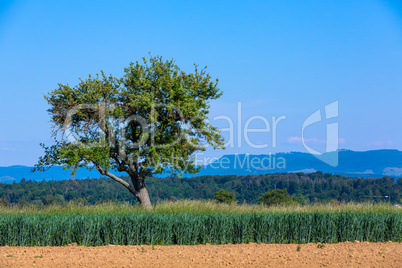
[0,201,400,246]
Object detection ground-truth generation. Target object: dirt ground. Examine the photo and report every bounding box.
[0,242,401,267]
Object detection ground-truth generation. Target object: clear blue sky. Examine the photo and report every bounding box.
[0,0,401,166]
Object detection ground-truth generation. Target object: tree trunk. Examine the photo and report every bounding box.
[136,186,152,209]
[95,165,152,209]
[131,175,153,209]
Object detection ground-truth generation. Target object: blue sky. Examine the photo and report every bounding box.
[0,0,401,166]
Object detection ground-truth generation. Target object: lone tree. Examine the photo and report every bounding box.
[35,56,224,209]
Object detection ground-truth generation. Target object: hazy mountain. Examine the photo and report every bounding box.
[0,166,125,183]
[198,149,402,178]
[1,149,401,183]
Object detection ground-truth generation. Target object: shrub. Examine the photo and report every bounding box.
[0,198,8,207]
[259,189,297,206]
[214,190,237,204]
[42,195,65,206]
[293,194,306,205]
[17,199,30,208]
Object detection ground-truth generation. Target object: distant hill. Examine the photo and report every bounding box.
[1,149,402,183]
[199,149,402,178]
[0,166,124,183]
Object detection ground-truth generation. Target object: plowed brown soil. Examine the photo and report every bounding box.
[0,242,401,267]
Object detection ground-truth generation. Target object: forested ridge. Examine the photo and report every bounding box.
[0,172,400,205]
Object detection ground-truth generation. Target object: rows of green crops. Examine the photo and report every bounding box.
[0,212,400,246]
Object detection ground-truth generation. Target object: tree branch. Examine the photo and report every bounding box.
[94,164,138,196]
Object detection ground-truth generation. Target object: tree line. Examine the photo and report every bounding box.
[0,172,400,206]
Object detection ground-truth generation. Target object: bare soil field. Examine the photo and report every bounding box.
[0,242,400,267]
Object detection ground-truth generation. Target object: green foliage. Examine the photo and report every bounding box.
[214,190,237,204]
[42,195,66,206]
[0,212,400,246]
[34,55,224,206]
[259,189,297,206]
[0,198,8,207]
[293,194,306,205]
[35,55,224,177]
[0,172,400,206]
[17,199,30,208]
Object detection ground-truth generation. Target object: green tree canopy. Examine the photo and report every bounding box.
[35,55,224,208]
[214,190,237,204]
[259,188,297,206]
